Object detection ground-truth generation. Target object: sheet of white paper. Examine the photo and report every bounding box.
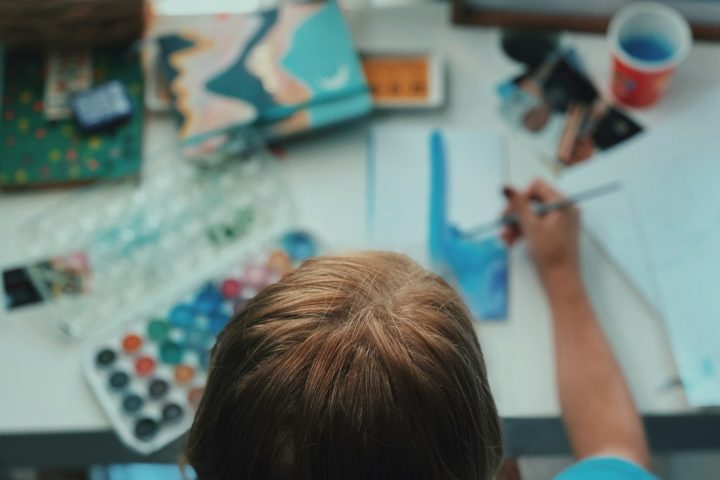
[624,110,720,406]
[368,127,505,264]
[443,129,506,231]
[368,127,432,264]
[559,88,720,406]
[558,153,658,307]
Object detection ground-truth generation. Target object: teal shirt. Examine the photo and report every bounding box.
[557,457,658,479]
[90,457,657,480]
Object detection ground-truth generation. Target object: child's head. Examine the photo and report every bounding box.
[187,252,502,480]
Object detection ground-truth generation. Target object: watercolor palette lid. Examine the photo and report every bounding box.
[16,149,293,338]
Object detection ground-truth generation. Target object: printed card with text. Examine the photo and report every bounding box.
[44,51,93,120]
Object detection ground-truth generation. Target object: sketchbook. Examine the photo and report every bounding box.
[154,3,371,161]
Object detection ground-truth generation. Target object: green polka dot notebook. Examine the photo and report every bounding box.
[0,47,143,189]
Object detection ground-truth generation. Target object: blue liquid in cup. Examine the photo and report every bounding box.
[621,35,674,62]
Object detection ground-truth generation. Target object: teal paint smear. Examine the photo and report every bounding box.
[443,230,508,320]
[428,130,449,267]
[156,35,204,129]
[299,88,372,127]
[205,9,278,113]
[280,5,365,96]
[428,130,508,320]
[280,5,369,124]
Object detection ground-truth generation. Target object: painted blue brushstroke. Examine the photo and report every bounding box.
[428,130,449,266]
[206,10,278,113]
[428,131,508,320]
[444,229,508,320]
[496,80,518,101]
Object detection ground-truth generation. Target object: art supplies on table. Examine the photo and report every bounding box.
[84,230,320,454]
[368,127,508,320]
[0,46,144,189]
[558,88,720,407]
[360,52,444,108]
[2,252,91,310]
[16,150,293,339]
[497,49,643,173]
[152,2,372,163]
[608,2,692,108]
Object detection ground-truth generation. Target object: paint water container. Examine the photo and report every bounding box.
[608,1,692,108]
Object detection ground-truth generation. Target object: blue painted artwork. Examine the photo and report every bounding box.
[428,131,508,319]
[368,127,508,321]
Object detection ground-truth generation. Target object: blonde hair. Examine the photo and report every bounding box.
[187,252,502,480]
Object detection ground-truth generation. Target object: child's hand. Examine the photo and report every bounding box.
[501,180,580,284]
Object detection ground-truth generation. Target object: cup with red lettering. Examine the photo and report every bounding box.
[608,1,692,108]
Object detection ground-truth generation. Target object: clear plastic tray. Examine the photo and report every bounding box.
[83,231,320,454]
[21,149,293,338]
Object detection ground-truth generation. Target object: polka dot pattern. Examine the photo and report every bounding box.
[0,48,144,189]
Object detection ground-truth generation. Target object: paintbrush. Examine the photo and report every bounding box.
[461,182,621,239]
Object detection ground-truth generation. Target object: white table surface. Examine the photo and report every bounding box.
[2,3,719,436]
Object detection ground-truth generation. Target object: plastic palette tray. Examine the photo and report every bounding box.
[20,151,293,338]
[83,230,319,454]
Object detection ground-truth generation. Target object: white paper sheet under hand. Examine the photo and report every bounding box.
[560,88,720,406]
[625,127,720,406]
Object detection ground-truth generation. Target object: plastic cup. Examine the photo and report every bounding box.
[608,1,692,108]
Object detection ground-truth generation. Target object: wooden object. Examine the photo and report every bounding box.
[0,0,145,51]
[452,0,720,41]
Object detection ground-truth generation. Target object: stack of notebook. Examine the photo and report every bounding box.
[153,2,372,162]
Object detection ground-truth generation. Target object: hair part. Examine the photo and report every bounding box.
[187,252,503,480]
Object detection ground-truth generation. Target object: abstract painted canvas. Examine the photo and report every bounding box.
[368,127,508,320]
